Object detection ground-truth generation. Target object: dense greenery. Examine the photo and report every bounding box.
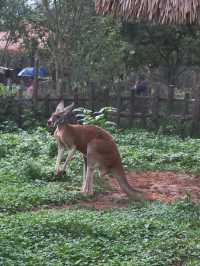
[1,126,200,265]
[1,1,200,264]
[2,1,200,91]
[0,202,200,266]
[1,126,200,212]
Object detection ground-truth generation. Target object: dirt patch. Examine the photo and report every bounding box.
[33,171,200,211]
[126,171,200,203]
[77,171,200,209]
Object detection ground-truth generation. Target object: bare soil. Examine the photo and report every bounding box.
[77,171,200,209]
[33,171,200,212]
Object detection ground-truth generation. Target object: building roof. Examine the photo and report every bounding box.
[0,32,22,53]
[95,0,200,25]
[0,24,48,54]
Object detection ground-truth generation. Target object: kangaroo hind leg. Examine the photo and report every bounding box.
[81,144,98,195]
[81,165,95,195]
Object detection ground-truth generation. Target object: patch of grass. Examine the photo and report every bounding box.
[0,201,200,265]
[1,127,200,212]
[115,128,200,172]
[0,181,88,213]
[1,127,200,265]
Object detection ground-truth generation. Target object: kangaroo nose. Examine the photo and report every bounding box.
[47,120,52,126]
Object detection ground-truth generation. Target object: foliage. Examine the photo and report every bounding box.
[0,83,19,96]
[74,106,117,130]
[2,0,200,95]
[1,127,200,213]
[0,201,200,265]
[1,0,128,91]
[121,23,200,84]
[0,127,90,212]
[0,121,18,132]
[0,127,200,264]
[0,0,32,66]
[27,1,128,91]
[72,15,127,85]
[0,0,30,31]
[114,129,200,172]
[156,118,193,137]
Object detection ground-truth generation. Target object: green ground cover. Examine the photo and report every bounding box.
[0,202,200,266]
[0,127,200,265]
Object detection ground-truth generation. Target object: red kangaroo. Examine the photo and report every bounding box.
[48,101,143,199]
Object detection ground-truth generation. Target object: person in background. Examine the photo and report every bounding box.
[26,83,33,98]
[134,76,148,96]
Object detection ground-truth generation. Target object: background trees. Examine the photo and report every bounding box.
[0,0,32,66]
[1,0,200,96]
[121,23,200,86]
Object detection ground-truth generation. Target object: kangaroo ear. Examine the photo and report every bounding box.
[55,101,64,113]
[63,102,75,114]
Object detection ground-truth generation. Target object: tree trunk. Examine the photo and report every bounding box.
[167,68,176,115]
[54,59,60,92]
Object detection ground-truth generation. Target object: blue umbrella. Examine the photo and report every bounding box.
[18,67,48,78]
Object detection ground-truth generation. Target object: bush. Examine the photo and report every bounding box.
[0,140,7,159]
[22,160,43,180]
[74,106,117,131]
[0,83,19,96]
[0,121,18,132]
[48,140,57,157]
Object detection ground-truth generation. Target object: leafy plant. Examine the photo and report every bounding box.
[74,106,117,130]
[0,83,19,96]
[0,120,18,132]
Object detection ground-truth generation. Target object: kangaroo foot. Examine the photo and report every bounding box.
[55,170,63,177]
[81,183,93,195]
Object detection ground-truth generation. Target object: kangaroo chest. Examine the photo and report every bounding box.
[54,127,74,149]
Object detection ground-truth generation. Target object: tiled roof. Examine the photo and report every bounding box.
[0,32,22,53]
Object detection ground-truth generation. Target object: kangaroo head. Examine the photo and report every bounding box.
[48,101,75,127]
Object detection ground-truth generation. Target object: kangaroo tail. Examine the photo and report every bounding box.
[112,166,144,200]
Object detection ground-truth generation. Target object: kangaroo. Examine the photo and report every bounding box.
[48,101,143,200]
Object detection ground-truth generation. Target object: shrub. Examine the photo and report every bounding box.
[74,106,117,131]
[0,83,19,96]
[0,121,18,132]
[22,160,43,180]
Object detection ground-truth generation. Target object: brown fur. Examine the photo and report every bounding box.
[48,102,143,200]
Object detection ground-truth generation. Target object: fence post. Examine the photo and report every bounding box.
[73,87,79,107]
[191,87,200,136]
[167,84,175,114]
[17,87,23,128]
[141,96,148,128]
[45,94,50,118]
[116,84,122,127]
[183,92,190,118]
[129,90,135,126]
[104,87,110,106]
[90,81,95,111]
[152,86,160,128]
